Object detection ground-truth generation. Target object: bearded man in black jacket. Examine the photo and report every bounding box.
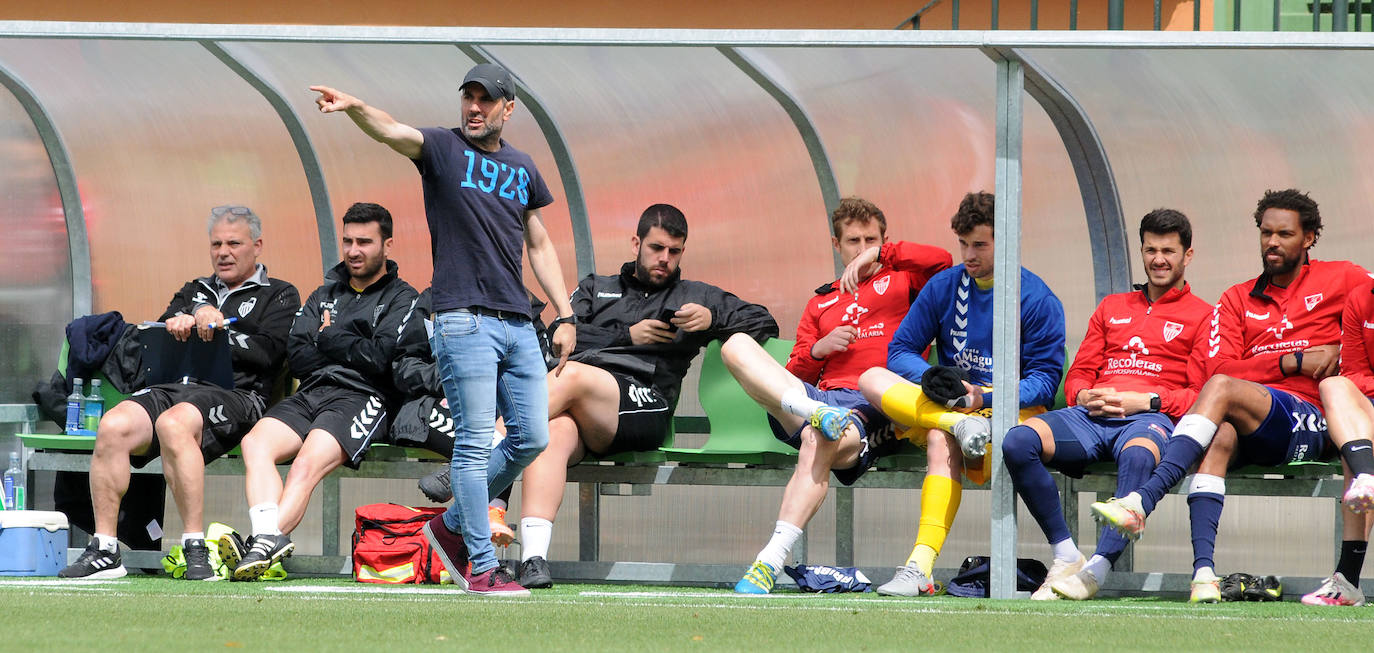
[510,203,779,588]
[221,202,417,581]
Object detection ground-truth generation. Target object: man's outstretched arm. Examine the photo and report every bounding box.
[310,85,424,159]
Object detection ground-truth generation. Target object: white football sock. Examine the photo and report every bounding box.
[249,502,281,536]
[756,521,804,571]
[1084,555,1111,583]
[1051,538,1082,563]
[781,389,824,420]
[1173,414,1219,449]
[521,517,553,561]
[182,532,205,545]
[94,533,119,553]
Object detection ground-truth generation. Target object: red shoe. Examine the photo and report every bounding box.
[463,564,530,597]
[422,514,470,589]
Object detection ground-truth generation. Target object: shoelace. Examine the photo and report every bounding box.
[185,543,211,567]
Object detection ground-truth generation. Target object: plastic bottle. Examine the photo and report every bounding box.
[2,453,20,511]
[82,379,105,432]
[65,378,85,435]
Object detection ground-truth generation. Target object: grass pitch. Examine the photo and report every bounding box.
[2,576,1371,651]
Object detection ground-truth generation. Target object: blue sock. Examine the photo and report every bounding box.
[1187,492,1224,572]
[1135,437,1204,512]
[1096,445,1157,563]
[1003,425,1072,546]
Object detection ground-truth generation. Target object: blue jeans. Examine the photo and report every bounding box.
[431,309,549,573]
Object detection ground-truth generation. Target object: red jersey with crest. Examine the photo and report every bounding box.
[789,241,951,391]
[1207,259,1369,407]
[1340,277,1374,397]
[1064,284,1214,419]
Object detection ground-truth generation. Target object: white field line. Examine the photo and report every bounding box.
[4,583,1372,625]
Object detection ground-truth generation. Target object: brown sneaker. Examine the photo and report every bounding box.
[463,564,530,597]
[422,514,470,589]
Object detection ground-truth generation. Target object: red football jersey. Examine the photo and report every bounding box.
[1065,284,1214,419]
[788,241,951,390]
[1340,277,1374,397]
[1207,259,1370,407]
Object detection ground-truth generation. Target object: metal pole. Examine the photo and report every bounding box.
[1031,0,1039,30]
[952,0,960,29]
[204,41,337,273]
[719,47,845,276]
[1109,0,1126,29]
[1196,0,1203,30]
[992,0,1000,29]
[1316,0,1324,31]
[1154,0,1163,30]
[1334,0,1351,31]
[1274,0,1282,30]
[990,57,1023,600]
[1234,0,1244,31]
[1071,0,1080,30]
[0,62,91,318]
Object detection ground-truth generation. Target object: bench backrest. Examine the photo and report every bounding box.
[695,338,798,456]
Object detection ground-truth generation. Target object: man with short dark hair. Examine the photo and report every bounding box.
[858,191,1066,597]
[1093,189,1373,603]
[1004,209,1213,600]
[312,64,577,596]
[501,203,777,589]
[60,205,300,581]
[727,197,951,594]
[222,202,416,581]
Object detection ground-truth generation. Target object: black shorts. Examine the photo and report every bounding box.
[586,371,673,457]
[125,381,265,469]
[264,386,389,469]
[389,395,454,457]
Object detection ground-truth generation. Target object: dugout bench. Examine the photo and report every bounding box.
[3,337,1352,596]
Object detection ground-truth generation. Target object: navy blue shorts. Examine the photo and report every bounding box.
[768,384,895,486]
[1036,406,1173,478]
[1237,388,1331,466]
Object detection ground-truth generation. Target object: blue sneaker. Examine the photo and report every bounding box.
[734,561,777,594]
[809,406,858,442]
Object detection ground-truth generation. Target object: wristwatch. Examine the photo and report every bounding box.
[551,315,577,329]
[1148,393,1161,413]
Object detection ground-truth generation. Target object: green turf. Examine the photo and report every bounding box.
[1,576,1371,651]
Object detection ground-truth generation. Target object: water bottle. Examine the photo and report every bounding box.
[65,378,85,435]
[2,453,20,511]
[83,378,105,431]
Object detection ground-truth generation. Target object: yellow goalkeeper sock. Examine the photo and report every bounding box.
[904,474,962,576]
[879,381,970,434]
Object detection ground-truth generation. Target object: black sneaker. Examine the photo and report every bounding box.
[218,532,252,575]
[1219,573,1255,602]
[418,467,452,503]
[517,556,553,589]
[59,540,128,580]
[183,539,219,581]
[1244,575,1283,602]
[233,533,294,581]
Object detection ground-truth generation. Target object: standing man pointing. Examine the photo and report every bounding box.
[312,63,577,597]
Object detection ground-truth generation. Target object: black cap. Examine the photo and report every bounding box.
[461,63,515,101]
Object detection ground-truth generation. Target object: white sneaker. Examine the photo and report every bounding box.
[1031,556,1084,601]
[876,563,942,597]
[1301,572,1366,607]
[1052,569,1101,600]
[1343,474,1374,514]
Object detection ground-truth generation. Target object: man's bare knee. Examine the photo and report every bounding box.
[720,332,759,368]
[154,404,203,448]
[92,406,151,456]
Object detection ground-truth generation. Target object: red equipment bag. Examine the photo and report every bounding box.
[352,503,450,584]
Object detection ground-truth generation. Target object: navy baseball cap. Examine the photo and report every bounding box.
[462,63,515,101]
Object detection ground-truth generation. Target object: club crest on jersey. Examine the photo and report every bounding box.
[238,296,257,317]
[1162,321,1183,342]
[1304,293,1323,311]
[872,275,890,296]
